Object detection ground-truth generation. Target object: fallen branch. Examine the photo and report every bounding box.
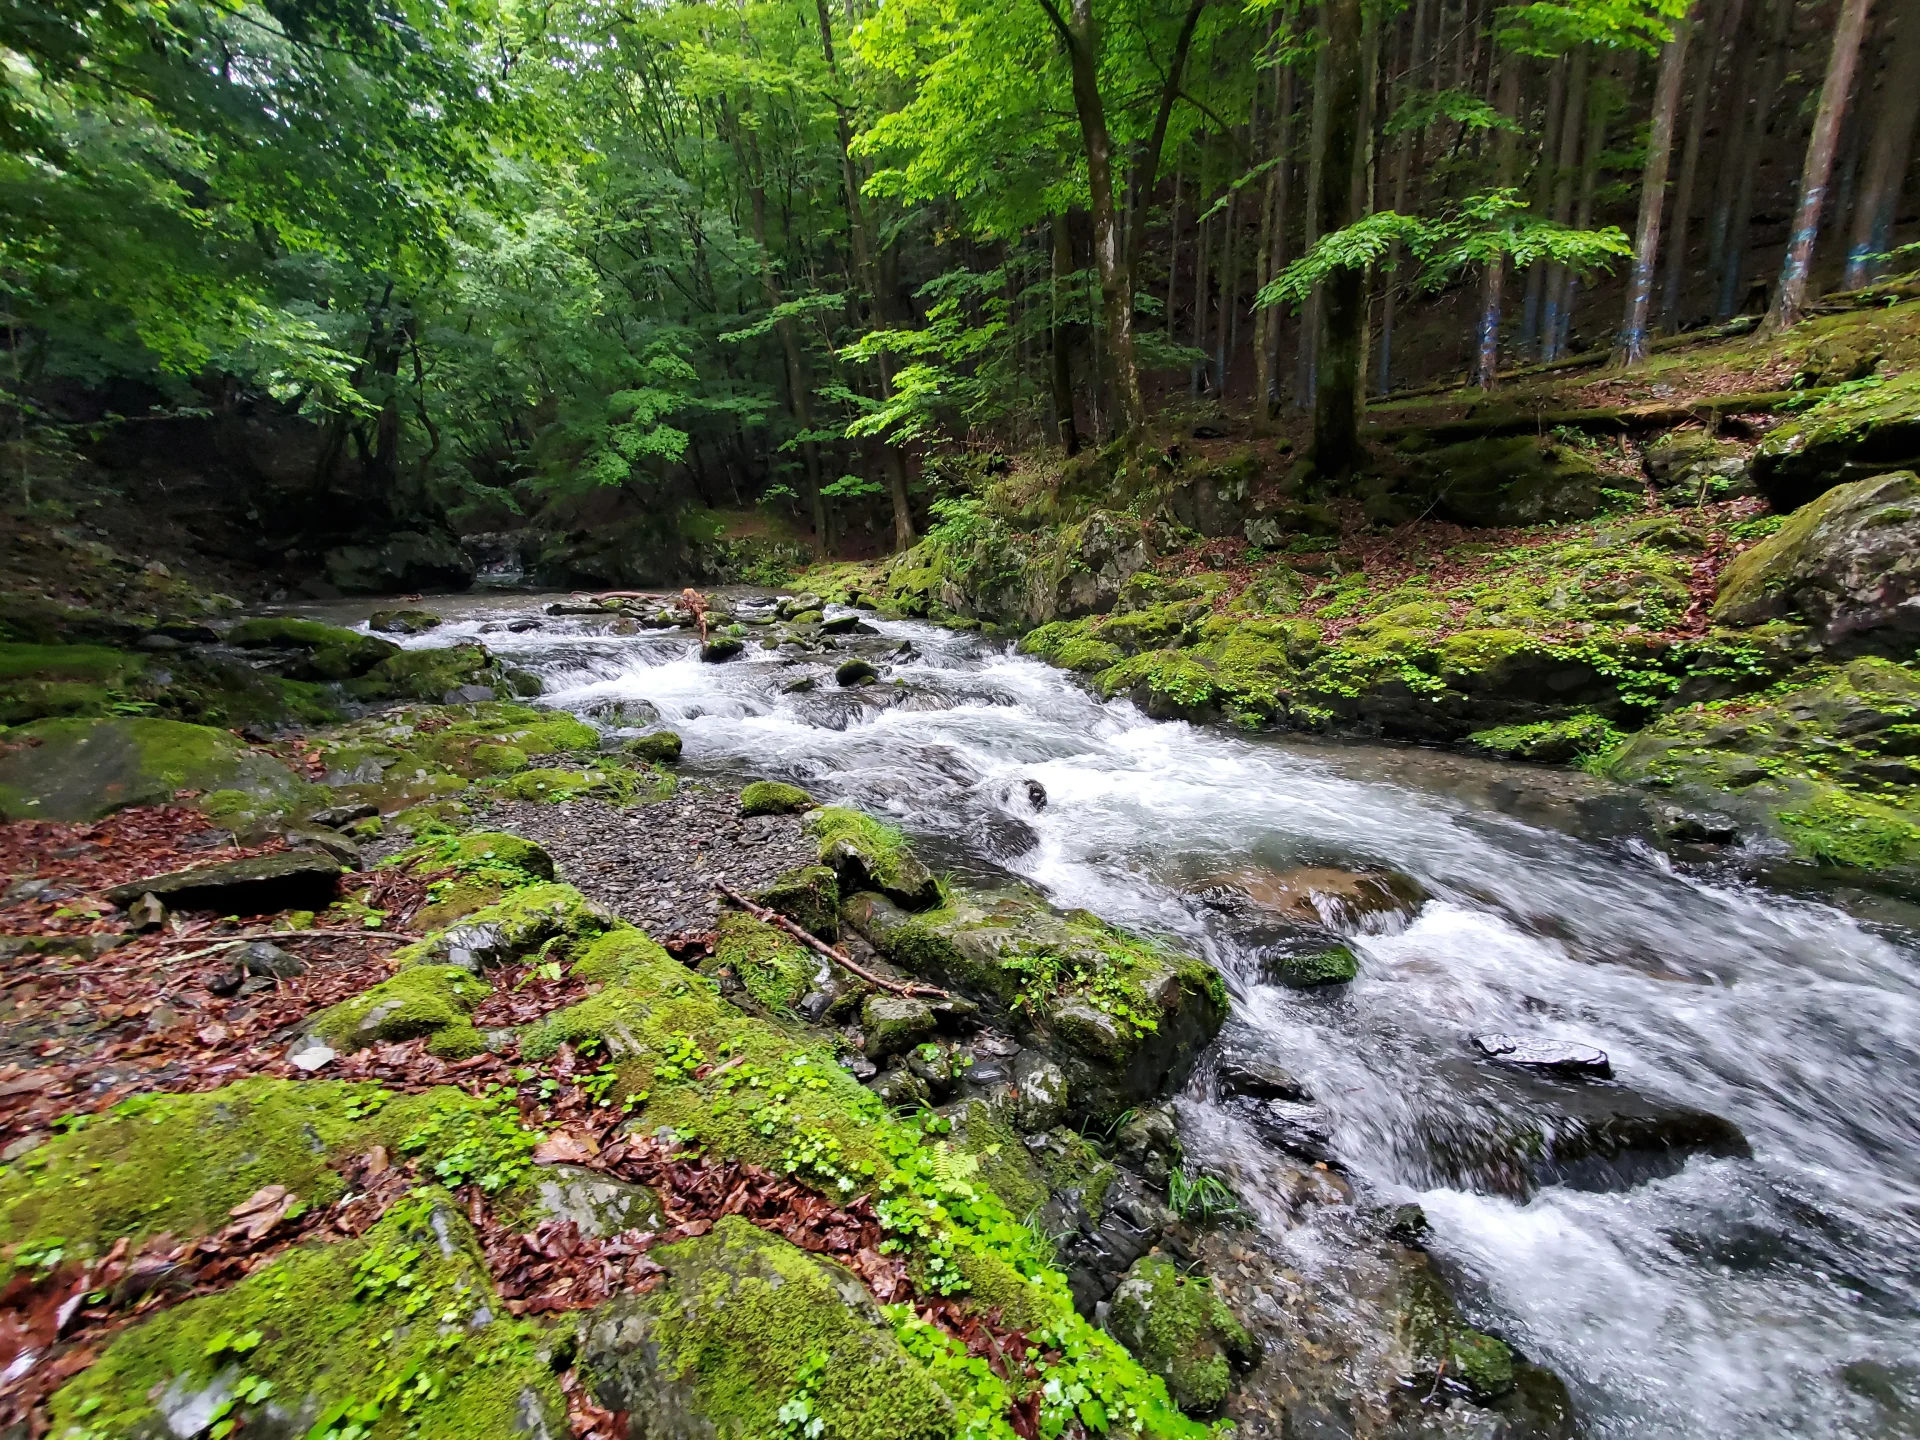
[581,590,667,603]
[151,929,416,946]
[1364,387,1832,442]
[711,880,951,1001]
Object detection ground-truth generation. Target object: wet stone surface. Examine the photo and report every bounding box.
[474,781,817,937]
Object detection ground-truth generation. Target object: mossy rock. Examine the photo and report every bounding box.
[225,617,399,681]
[495,764,672,806]
[368,608,443,634]
[624,729,684,764]
[1417,435,1611,528]
[862,993,936,1059]
[582,1215,956,1440]
[1752,369,1920,511]
[741,779,814,816]
[48,1188,565,1440]
[1107,1256,1257,1415]
[0,716,309,823]
[468,741,529,774]
[345,643,498,702]
[756,864,839,940]
[1465,712,1624,765]
[398,882,620,972]
[708,911,818,1013]
[845,884,1227,1122]
[1260,943,1359,988]
[0,641,147,724]
[1712,471,1920,654]
[304,964,491,1057]
[806,807,942,910]
[1398,1263,1516,1401]
[0,1079,490,1263]
[701,635,745,662]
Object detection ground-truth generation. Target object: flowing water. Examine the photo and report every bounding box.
[356,591,1920,1439]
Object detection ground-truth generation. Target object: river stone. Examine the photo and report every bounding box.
[1712,471,1920,654]
[368,608,443,634]
[1012,1053,1070,1132]
[699,635,744,662]
[532,1163,665,1238]
[1240,1097,1339,1166]
[1108,1255,1258,1416]
[739,780,813,816]
[869,1066,932,1111]
[1216,1052,1312,1103]
[755,864,838,940]
[307,802,378,829]
[1471,1033,1612,1079]
[0,716,307,823]
[835,657,878,686]
[323,528,475,594]
[236,940,306,979]
[623,729,683,765]
[1259,943,1358,988]
[104,851,343,913]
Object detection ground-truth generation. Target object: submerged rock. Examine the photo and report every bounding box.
[1471,1033,1612,1079]
[1200,864,1427,933]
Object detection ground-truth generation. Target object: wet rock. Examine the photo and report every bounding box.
[777,592,824,619]
[1112,1104,1180,1186]
[443,683,496,705]
[593,697,660,726]
[699,636,744,662]
[1216,1053,1312,1103]
[1713,471,1920,655]
[236,940,306,980]
[1259,943,1358,988]
[905,1042,964,1100]
[1385,1203,1431,1247]
[1471,1033,1612,1079]
[1239,1097,1339,1166]
[818,613,862,634]
[323,528,475,594]
[862,993,936,1059]
[869,1066,933,1111]
[1025,778,1048,810]
[809,808,943,910]
[368,608,443,634]
[105,851,343,913]
[1108,1255,1259,1415]
[621,729,683,766]
[835,657,878,686]
[1201,865,1427,932]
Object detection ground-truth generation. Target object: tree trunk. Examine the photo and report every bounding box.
[1192,205,1210,395]
[1541,46,1589,361]
[1312,0,1367,474]
[1378,0,1432,391]
[1843,3,1920,288]
[1166,167,1183,338]
[1553,51,1611,357]
[1050,212,1081,454]
[1521,56,1567,356]
[1716,0,1792,318]
[1474,57,1524,387]
[1215,186,1237,392]
[1765,0,1874,331]
[1038,0,1145,433]
[1662,0,1738,329]
[1266,63,1296,411]
[1614,17,1693,364]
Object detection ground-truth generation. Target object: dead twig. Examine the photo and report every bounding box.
[711,880,951,1001]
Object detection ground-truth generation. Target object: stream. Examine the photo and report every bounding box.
[349,590,1920,1439]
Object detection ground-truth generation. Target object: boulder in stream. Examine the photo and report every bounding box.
[1472,1033,1612,1079]
[1199,864,1427,933]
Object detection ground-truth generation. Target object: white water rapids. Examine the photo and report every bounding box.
[360,591,1920,1439]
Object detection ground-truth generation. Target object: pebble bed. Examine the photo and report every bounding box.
[476,779,817,938]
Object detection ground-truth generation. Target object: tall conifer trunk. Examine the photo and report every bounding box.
[1614,16,1692,364]
[1843,5,1920,288]
[1311,0,1367,473]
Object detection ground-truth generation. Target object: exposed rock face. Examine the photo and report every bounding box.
[1713,471,1920,654]
[1644,431,1754,500]
[886,508,1152,627]
[104,851,344,913]
[1753,369,1920,511]
[322,528,475,595]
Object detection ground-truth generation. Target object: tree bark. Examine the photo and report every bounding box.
[1265,63,1296,411]
[1765,0,1875,332]
[1215,185,1237,392]
[1614,17,1693,364]
[1037,0,1146,433]
[1716,0,1792,319]
[1552,50,1612,357]
[1049,212,1081,454]
[1311,0,1368,473]
[1474,57,1524,387]
[1378,0,1432,392]
[1662,0,1739,329]
[1192,204,1210,395]
[1521,54,1568,357]
[1541,46,1589,361]
[1843,2,1920,288]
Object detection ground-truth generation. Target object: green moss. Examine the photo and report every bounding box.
[306,965,490,1057]
[1399,1266,1515,1400]
[740,780,815,816]
[467,742,527,774]
[225,617,371,652]
[568,927,676,987]
[0,1080,486,1263]
[1018,621,1123,675]
[1778,789,1920,871]
[756,864,839,939]
[345,644,496,702]
[947,1101,1048,1219]
[1466,712,1624,765]
[397,882,618,971]
[710,911,817,1013]
[494,764,672,805]
[623,729,684,764]
[1265,945,1358,987]
[0,716,309,823]
[806,807,940,906]
[1107,1256,1254,1415]
[1098,650,1221,714]
[48,1189,564,1440]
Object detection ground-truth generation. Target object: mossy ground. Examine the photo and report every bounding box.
[708,911,818,1013]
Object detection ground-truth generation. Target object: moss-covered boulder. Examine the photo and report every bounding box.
[807,807,942,910]
[1752,369,1920,511]
[368,608,443,634]
[323,528,475,595]
[886,508,1151,627]
[708,910,818,1013]
[1645,430,1753,500]
[624,729,684,764]
[1712,471,1920,654]
[48,1189,564,1440]
[0,716,309,822]
[845,884,1227,1122]
[398,882,619,972]
[346,643,500,703]
[583,1215,956,1440]
[304,964,491,1057]
[1417,435,1612,528]
[741,779,814,816]
[756,864,839,939]
[1603,656,1920,893]
[1397,1263,1516,1401]
[1107,1256,1257,1415]
[0,641,148,724]
[862,993,937,1059]
[1260,943,1358,988]
[224,617,399,680]
[495,763,672,805]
